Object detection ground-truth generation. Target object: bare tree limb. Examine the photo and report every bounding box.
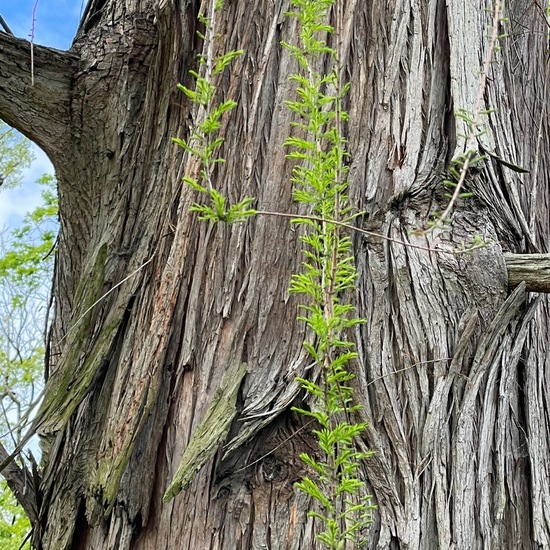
[0,14,14,35]
[0,32,76,160]
[505,253,550,292]
[0,441,38,525]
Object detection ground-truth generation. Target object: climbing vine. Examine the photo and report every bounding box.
[282,0,375,546]
[171,0,375,546]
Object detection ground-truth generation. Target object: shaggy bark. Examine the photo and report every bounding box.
[0,0,549,549]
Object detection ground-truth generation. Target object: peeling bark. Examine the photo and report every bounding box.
[0,0,549,549]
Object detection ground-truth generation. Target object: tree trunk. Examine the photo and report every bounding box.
[1,0,549,548]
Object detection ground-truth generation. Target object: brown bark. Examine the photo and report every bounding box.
[0,0,549,549]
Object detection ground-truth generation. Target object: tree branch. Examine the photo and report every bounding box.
[0,14,14,35]
[0,441,38,525]
[505,253,550,293]
[0,32,76,160]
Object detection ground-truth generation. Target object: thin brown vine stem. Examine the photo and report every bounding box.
[329,3,357,532]
[230,420,315,474]
[255,210,449,254]
[200,0,218,192]
[364,357,454,388]
[303,18,340,531]
[56,253,156,347]
[433,152,475,229]
[30,0,39,86]
[329,0,344,304]
[425,0,503,233]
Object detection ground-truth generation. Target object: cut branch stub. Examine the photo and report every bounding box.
[504,253,550,293]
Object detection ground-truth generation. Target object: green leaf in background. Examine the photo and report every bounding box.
[0,127,58,549]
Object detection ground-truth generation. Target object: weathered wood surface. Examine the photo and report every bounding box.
[505,253,550,292]
[0,0,549,549]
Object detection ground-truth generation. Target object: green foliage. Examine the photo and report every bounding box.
[189,192,256,224]
[175,1,374,546]
[426,2,506,237]
[0,175,57,286]
[282,1,374,547]
[0,176,57,389]
[0,123,33,190]
[173,5,254,223]
[0,480,30,550]
[0,132,58,549]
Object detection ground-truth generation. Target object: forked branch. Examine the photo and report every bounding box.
[0,32,76,160]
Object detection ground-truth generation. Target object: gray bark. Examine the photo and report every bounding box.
[505,254,550,292]
[0,0,548,549]
[0,443,38,525]
[0,33,75,159]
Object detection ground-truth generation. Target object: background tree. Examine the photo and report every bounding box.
[0,1,549,548]
[0,123,32,190]
[0,123,57,548]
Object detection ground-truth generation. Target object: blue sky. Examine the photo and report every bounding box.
[1,1,81,228]
[0,2,80,456]
[1,0,82,49]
